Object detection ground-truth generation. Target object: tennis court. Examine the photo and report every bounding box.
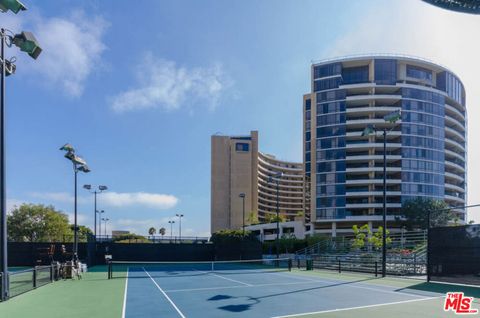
[108,259,469,318]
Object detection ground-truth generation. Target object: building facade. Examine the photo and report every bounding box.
[303,55,466,236]
[211,131,304,234]
[422,0,480,14]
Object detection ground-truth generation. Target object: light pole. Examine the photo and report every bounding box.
[98,210,105,240]
[168,220,175,240]
[176,214,184,241]
[60,144,90,265]
[268,172,283,260]
[239,193,246,236]
[361,110,401,277]
[102,218,109,236]
[0,0,42,301]
[83,185,107,238]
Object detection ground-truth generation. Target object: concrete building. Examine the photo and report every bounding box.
[211,131,305,234]
[303,55,466,236]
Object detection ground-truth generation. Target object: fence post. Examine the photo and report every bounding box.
[375,261,378,277]
[338,260,341,273]
[33,267,37,289]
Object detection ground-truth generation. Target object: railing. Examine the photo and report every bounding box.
[3,264,60,300]
[95,235,210,244]
[295,230,427,276]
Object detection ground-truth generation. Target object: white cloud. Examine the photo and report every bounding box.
[102,191,179,209]
[66,212,88,225]
[4,10,108,97]
[30,11,108,97]
[110,53,231,112]
[29,191,88,204]
[325,0,480,221]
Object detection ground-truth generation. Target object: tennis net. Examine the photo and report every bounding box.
[108,258,292,279]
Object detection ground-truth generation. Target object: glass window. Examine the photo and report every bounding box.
[313,63,342,79]
[305,99,311,111]
[235,143,249,152]
[342,66,369,85]
[314,77,342,91]
[317,89,346,102]
[375,59,397,85]
[406,65,432,81]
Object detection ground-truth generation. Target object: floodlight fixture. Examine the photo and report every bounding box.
[99,185,108,191]
[383,110,401,123]
[0,0,27,14]
[83,184,92,190]
[361,125,375,136]
[60,143,75,152]
[4,59,15,76]
[12,31,41,59]
[77,165,90,173]
[239,193,245,198]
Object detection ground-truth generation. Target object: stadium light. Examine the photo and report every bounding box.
[0,0,26,14]
[176,214,184,241]
[362,110,401,277]
[60,144,90,265]
[1,2,41,300]
[12,32,41,59]
[84,185,108,237]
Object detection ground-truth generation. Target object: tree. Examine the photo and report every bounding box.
[68,225,94,242]
[148,227,156,237]
[401,198,454,230]
[247,211,259,225]
[351,224,392,250]
[7,204,72,242]
[159,227,166,237]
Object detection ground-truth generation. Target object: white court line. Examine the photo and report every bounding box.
[267,271,427,299]
[121,267,129,318]
[271,296,442,318]
[165,280,322,293]
[193,268,253,287]
[143,267,186,318]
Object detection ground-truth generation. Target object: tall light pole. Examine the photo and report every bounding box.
[98,210,105,239]
[268,172,283,259]
[168,220,175,240]
[83,185,108,238]
[0,0,42,301]
[102,218,109,236]
[176,214,184,241]
[60,144,90,265]
[239,193,246,236]
[362,110,401,277]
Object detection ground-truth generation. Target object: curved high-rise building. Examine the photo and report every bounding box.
[423,0,480,14]
[303,55,466,236]
[211,131,304,234]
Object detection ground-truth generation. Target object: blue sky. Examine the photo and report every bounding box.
[3,0,480,236]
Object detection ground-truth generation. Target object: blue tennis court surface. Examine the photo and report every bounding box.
[118,262,445,318]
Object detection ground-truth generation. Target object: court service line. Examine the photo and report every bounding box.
[121,267,129,318]
[267,271,427,299]
[192,268,253,287]
[165,280,322,293]
[142,267,186,318]
[271,296,442,318]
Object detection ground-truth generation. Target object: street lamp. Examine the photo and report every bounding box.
[239,193,246,236]
[168,220,175,240]
[361,110,401,277]
[176,214,184,241]
[0,1,41,301]
[268,172,283,260]
[83,184,108,237]
[60,144,90,265]
[102,218,109,236]
[98,210,105,240]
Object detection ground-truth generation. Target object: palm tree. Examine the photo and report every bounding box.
[148,227,156,238]
[159,227,166,238]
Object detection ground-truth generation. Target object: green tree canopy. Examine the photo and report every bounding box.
[159,227,166,236]
[8,204,72,242]
[401,198,454,230]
